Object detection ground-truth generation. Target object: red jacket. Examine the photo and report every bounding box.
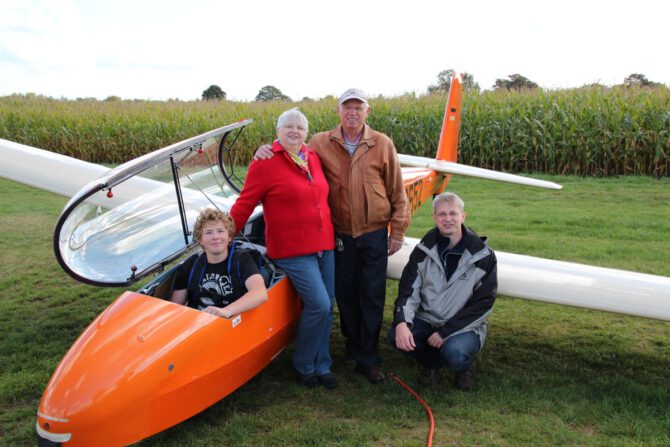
[230,141,335,259]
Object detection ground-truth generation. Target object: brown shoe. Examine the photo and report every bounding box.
[355,365,385,384]
[455,369,475,391]
[419,367,441,386]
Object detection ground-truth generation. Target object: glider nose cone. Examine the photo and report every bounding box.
[37,292,209,446]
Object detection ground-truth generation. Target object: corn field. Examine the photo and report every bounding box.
[1,86,668,176]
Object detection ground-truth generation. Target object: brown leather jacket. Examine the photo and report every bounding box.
[308,124,409,239]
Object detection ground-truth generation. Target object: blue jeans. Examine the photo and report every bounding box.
[275,250,335,376]
[335,228,388,369]
[387,317,481,372]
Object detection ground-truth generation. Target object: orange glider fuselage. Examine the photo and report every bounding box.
[37,279,299,446]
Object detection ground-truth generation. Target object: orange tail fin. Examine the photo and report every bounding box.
[435,73,463,162]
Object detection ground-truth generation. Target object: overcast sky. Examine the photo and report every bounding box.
[1,0,668,101]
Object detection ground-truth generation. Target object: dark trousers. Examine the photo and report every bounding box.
[387,317,482,372]
[335,227,388,369]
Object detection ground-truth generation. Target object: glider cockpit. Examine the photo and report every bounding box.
[53,119,264,288]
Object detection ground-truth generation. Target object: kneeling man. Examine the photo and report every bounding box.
[388,192,497,390]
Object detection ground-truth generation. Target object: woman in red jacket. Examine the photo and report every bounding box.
[230,109,337,389]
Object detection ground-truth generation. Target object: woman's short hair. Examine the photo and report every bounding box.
[432,192,465,212]
[193,208,236,243]
[276,108,309,132]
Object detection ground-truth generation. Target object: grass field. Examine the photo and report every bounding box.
[1,175,669,446]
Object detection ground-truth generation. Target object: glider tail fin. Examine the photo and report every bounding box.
[435,73,463,163]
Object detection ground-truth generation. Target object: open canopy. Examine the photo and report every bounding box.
[54,120,259,286]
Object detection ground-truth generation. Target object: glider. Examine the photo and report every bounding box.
[0,73,668,447]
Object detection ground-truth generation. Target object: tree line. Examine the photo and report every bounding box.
[202,71,663,102]
[201,85,291,102]
[427,70,663,93]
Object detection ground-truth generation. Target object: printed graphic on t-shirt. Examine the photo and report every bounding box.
[195,273,234,310]
[174,250,258,311]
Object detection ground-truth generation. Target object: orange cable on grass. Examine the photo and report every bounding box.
[387,372,435,447]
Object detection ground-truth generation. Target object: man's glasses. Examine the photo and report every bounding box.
[435,211,462,219]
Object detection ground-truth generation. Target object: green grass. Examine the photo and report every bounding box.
[1,175,669,446]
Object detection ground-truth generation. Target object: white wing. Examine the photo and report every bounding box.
[398,154,562,190]
[1,138,110,197]
[388,238,670,321]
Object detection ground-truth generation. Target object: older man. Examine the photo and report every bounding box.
[312,89,409,383]
[255,89,409,383]
[388,192,497,390]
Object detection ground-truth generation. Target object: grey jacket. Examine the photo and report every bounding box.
[392,226,498,347]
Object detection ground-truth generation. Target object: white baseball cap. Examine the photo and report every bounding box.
[338,88,368,105]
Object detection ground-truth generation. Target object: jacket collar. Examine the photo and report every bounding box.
[437,230,467,258]
[418,226,491,278]
[328,124,376,148]
[420,225,488,254]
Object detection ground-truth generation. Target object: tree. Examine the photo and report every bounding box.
[623,73,659,88]
[255,85,291,102]
[202,85,226,100]
[427,69,480,93]
[493,74,539,91]
[428,69,455,93]
[461,73,480,92]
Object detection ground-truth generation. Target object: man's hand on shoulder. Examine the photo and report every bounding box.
[254,144,274,160]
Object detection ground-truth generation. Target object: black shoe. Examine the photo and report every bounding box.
[295,371,319,388]
[318,373,338,389]
[455,369,475,391]
[355,365,385,384]
[419,367,441,386]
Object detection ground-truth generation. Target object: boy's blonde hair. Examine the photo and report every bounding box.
[193,208,236,243]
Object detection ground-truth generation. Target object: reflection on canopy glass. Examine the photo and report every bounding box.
[55,121,258,286]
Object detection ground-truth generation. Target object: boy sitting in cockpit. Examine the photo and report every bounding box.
[170,208,267,319]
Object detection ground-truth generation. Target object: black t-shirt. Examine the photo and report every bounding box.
[173,250,260,311]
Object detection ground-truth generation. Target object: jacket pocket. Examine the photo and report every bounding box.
[364,181,391,225]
